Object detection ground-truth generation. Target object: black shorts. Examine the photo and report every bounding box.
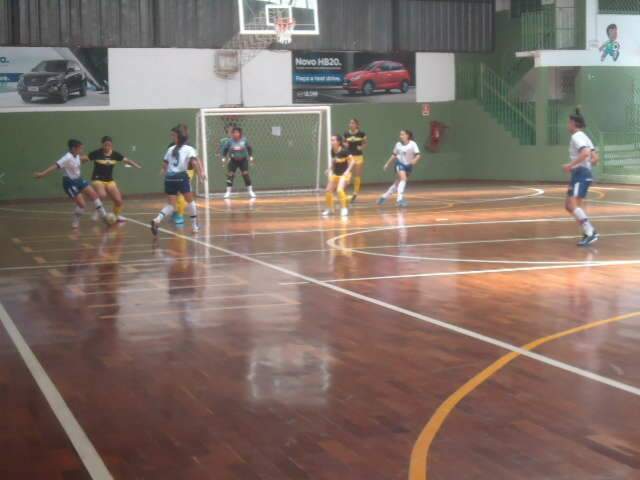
[227,158,249,174]
[164,172,191,195]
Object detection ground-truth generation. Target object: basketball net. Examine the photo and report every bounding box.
[275,17,295,45]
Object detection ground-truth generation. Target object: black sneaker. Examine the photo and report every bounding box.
[351,194,358,205]
[150,220,159,236]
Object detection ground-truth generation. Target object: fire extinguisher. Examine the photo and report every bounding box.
[428,121,448,153]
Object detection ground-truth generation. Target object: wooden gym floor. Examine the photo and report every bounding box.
[1,182,640,480]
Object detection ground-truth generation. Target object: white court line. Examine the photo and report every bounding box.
[4,213,640,273]
[326,215,640,265]
[279,260,640,285]
[125,216,640,398]
[0,303,113,480]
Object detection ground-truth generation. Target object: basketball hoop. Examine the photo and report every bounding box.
[275,17,295,45]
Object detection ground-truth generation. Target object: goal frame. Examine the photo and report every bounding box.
[196,106,332,199]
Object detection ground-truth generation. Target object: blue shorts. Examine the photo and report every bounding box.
[63,177,90,199]
[395,162,413,175]
[165,172,191,196]
[567,167,593,199]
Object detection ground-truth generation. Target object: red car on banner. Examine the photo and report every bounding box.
[343,60,411,96]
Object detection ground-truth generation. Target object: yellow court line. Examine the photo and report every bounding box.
[409,310,640,480]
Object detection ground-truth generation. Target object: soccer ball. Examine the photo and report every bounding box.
[105,213,118,225]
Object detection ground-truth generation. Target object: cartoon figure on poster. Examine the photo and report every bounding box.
[600,24,620,63]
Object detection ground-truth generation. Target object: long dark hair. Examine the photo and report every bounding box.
[171,124,189,159]
[331,134,344,151]
[569,108,586,129]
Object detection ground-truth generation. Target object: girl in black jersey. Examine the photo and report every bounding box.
[88,136,141,222]
[323,135,354,218]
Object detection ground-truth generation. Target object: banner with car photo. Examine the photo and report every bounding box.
[292,51,416,104]
[0,47,109,109]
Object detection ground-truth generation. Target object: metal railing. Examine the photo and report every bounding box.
[521,6,583,51]
[599,0,640,14]
[457,63,536,145]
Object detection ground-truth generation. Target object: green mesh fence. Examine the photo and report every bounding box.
[521,5,584,50]
[199,110,326,196]
[601,132,640,175]
[599,0,640,14]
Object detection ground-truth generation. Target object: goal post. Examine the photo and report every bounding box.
[195,106,332,198]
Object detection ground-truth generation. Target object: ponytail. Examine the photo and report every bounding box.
[569,108,586,129]
[171,124,189,159]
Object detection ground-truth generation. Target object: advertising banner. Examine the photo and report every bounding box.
[0,47,109,109]
[293,51,416,104]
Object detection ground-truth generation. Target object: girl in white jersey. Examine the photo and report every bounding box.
[377,130,421,208]
[563,109,600,246]
[151,125,206,236]
[33,139,108,228]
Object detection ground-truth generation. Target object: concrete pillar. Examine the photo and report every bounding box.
[535,67,550,146]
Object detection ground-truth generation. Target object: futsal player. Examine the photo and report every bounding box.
[164,124,202,225]
[88,136,142,223]
[151,125,206,236]
[33,139,109,228]
[222,127,256,199]
[563,109,600,246]
[377,130,421,208]
[344,119,367,203]
[323,134,355,218]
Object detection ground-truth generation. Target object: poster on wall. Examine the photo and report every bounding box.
[595,15,640,66]
[0,47,109,109]
[292,51,416,104]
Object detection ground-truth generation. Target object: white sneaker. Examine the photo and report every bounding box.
[340,208,349,218]
[249,190,256,199]
[321,209,333,217]
[72,218,80,229]
[192,224,200,234]
[224,191,231,199]
[91,211,98,221]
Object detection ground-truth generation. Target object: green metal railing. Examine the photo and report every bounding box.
[478,64,536,145]
[599,0,640,14]
[601,132,640,175]
[457,63,536,145]
[521,6,583,50]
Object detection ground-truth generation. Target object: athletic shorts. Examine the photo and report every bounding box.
[351,155,365,166]
[92,180,117,188]
[331,173,351,185]
[63,177,90,199]
[567,167,592,199]
[395,161,413,175]
[165,172,191,196]
[228,158,249,174]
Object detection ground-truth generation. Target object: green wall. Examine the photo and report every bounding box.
[0,103,463,201]
[0,108,195,201]
[331,103,462,185]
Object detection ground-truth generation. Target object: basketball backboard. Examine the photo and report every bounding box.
[238,0,319,36]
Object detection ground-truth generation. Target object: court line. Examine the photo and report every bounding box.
[326,216,640,265]
[77,278,246,296]
[125,217,640,400]
[0,302,113,480]
[4,213,640,274]
[408,310,640,480]
[278,260,640,285]
[87,292,281,309]
[100,301,299,320]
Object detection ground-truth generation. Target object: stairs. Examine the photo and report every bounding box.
[457,62,536,145]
